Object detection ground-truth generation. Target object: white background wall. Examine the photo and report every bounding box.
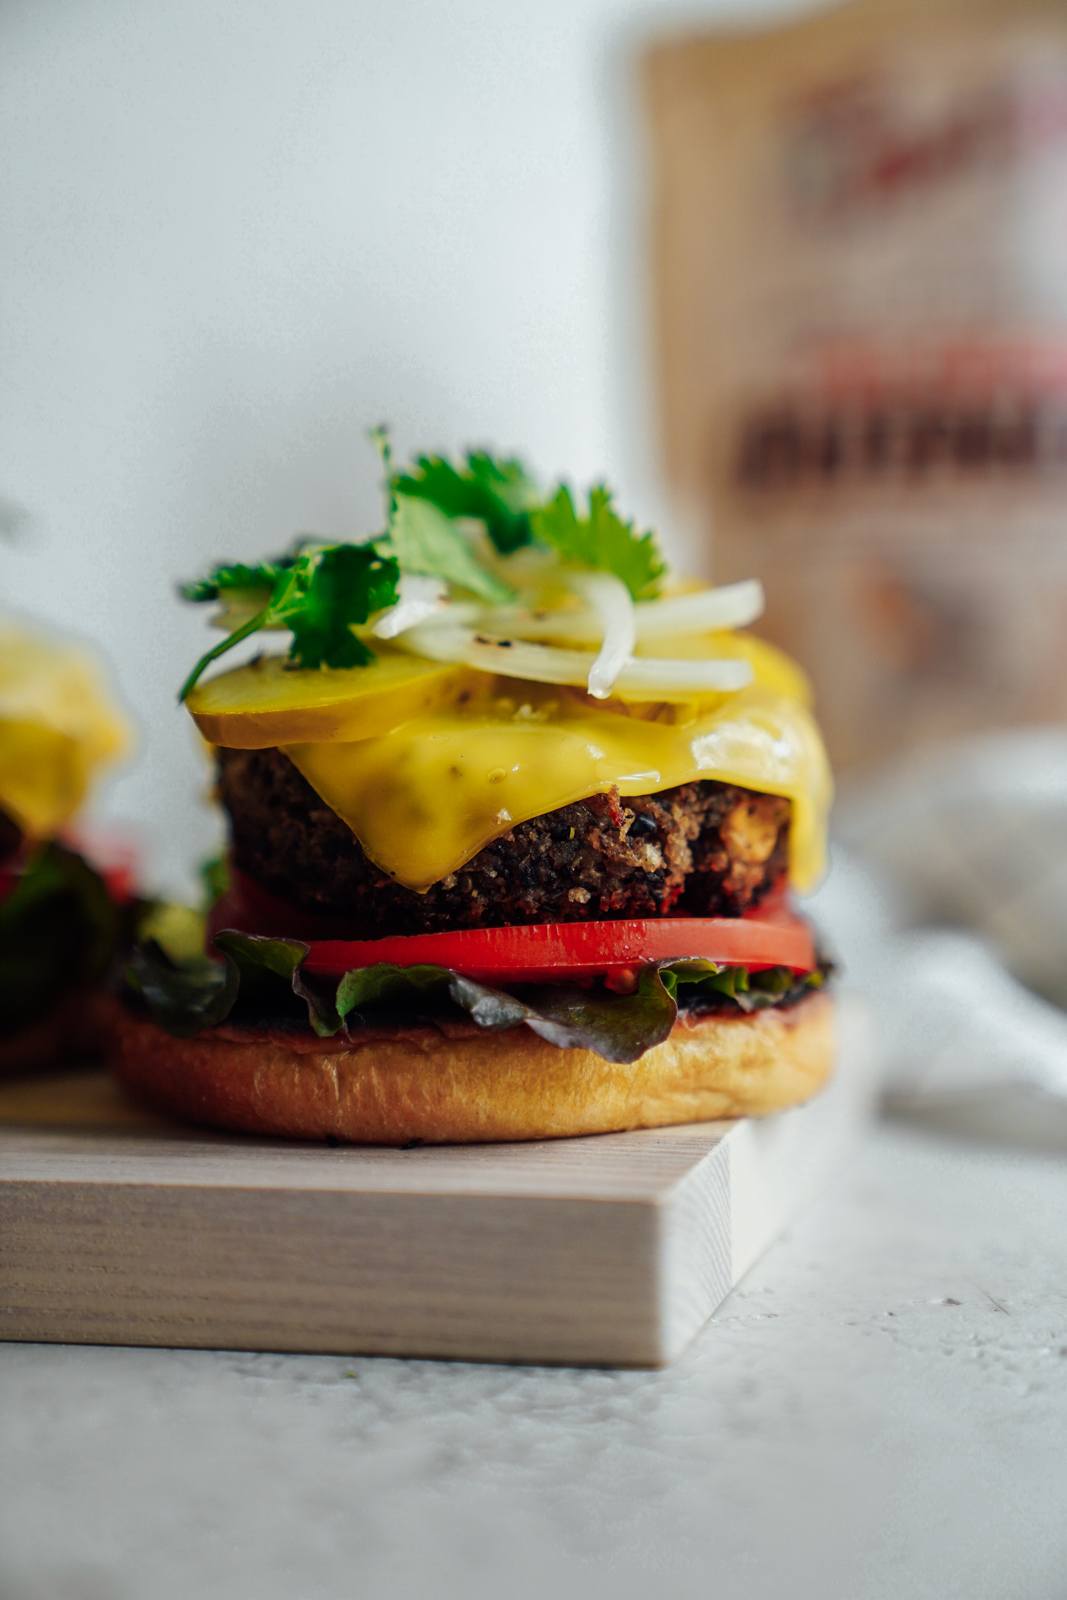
[1,0,804,889]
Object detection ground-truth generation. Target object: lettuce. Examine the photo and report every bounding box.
[123,927,826,1066]
[0,842,127,1035]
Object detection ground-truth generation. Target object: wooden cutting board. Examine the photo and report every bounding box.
[0,1000,871,1367]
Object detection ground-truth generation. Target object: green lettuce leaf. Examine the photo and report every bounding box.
[124,943,238,1038]
[335,961,451,1013]
[338,961,674,1062]
[213,930,341,1037]
[448,966,675,1062]
[122,923,826,1065]
[125,929,339,1039]
[666,959,825,1013]
[124,933,675,1063]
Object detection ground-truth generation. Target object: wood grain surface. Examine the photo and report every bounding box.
[0,1001,871,1366]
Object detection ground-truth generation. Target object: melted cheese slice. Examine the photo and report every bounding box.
[287,684,831,894]
[0,624,129,837]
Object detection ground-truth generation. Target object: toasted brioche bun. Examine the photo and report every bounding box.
[111,991,835,1144]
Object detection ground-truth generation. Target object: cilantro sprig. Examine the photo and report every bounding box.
[394,450,540,556]
[375,427,520,599]
[178,542,400,701]
[531,484,665,601]
[180,558,297,603]
[179,430,669,698]
[388,446,666,599]
[387,495,513,604]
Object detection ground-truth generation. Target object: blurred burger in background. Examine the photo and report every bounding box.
[0,621,132,1073]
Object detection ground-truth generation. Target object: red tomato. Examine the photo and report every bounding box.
[297,912,814,984]
[211,868,816,984]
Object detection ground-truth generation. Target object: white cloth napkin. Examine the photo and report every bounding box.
[807,731,1067,1141]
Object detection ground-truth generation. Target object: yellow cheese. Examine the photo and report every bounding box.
[287,682,831,893]
[667,630,813,704]
[0,624,129,838]
[190,631,831,895]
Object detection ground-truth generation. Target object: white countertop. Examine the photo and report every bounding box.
[2,1120,1065,1600]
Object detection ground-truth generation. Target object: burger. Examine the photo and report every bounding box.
[0,621,132,1074]
[114,436,834,1142]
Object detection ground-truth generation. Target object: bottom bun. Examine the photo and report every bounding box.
[111,991,836,1144]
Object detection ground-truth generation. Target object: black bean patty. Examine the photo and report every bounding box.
[216,747,790,937]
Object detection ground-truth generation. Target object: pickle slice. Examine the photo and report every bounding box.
[185,650,470,748]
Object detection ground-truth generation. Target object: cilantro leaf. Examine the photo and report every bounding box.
[530,484,666,600]
[180,558,298,603]
[279,544,397,670]
[368,423,393,479]
[394,450,540,555]
[389,493,513,603]
[178,542,400,700]
[179,434,673,701]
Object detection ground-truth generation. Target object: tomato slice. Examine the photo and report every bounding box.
[293,912,813,984]
[211,868,816,983]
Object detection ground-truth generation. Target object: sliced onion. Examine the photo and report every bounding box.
[399,624,753,701]
[371,575,448,639]
[630,580,764,637]
[478,578,764,645]
[565,571,635,699]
